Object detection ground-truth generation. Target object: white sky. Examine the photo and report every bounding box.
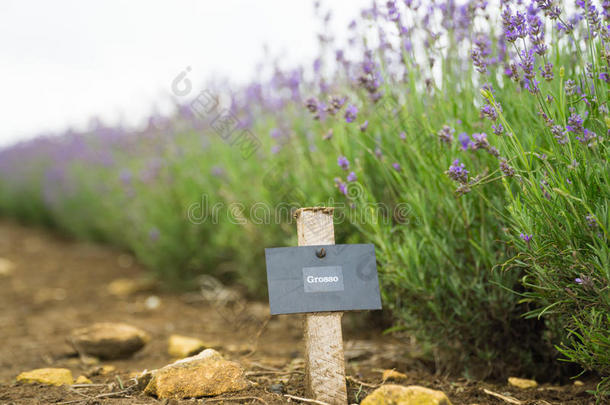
[0,0,369,147]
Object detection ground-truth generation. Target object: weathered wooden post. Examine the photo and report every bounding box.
[295,207,347,404]
[265,206,382,405]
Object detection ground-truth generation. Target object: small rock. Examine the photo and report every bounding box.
[168,335,207,358]
[86,364,117,377]
[382,369,408,382]
[107,278,155,297]
[508,377,538,389]
[269,383,285,394]
[145,295,161,310]
[101,365,116,375]
[70,322,150,359]
[81,355,100,366]
[0,257,15,276]
[17,368,73,386]
[361,385,452,405]
[145,349,250,399]
[75,375,93,384]
[574,380,584,386]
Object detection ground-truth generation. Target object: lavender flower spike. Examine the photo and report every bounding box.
[438,125,455,144]
[520,233,533,242]
[344,104,358,123]
[447,159,468,184]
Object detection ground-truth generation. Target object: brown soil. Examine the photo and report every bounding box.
[0,221,598,404]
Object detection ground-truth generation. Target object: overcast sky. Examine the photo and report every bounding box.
[0,0,369,147]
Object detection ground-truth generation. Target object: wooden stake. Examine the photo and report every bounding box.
[294,207,347,405]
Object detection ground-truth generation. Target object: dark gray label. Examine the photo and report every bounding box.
[264,244,382,315]
[303,266,344,293]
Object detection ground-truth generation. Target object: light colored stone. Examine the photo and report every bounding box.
[75,375,93,384]
[145,295,161,310]
[100,365,116,375]
[168,334,207,358]
[81,355,100,366]
[107,278,155,297]
[17,368,73,386]
[361,385,452,405]
[382,369,408,382]
[574,380,584,386]
[0,257,15,276]
[145,349,250,399]
[508,377,538,389]
[70,322,150,359]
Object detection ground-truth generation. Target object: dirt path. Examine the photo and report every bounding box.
[0,221,597,404]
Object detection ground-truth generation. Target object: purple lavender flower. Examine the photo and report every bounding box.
[392,162,402,172]
[557,20,574,34]
[471,132,491,151]
[567,110,584,134]
[360,120,369,132]
[565,80,576,96]
[305,97,319,113]
[314,101,327,121]
[492,124,504,135]
[499,158,515,177]
[575,277,583,284]
[520,233,533,243]
[551,125,569,144]
[576,129,598,147]
[505,11,528,42]
[347,171,357,182]
[330,95,346,111]
[535,0,561,19]
[438,125,455,144]
[337,156,350,170]
[480,104,498,121]
[399,132,407,141]
[471,48,488,74]
[458,132,471,150]
[540,63,554,81]
[524,78,540,94]
[344,104,358,123]
[586,213,598,228]
[447,159,468,184]
[519,49,536,80]
[334,177,348,195]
